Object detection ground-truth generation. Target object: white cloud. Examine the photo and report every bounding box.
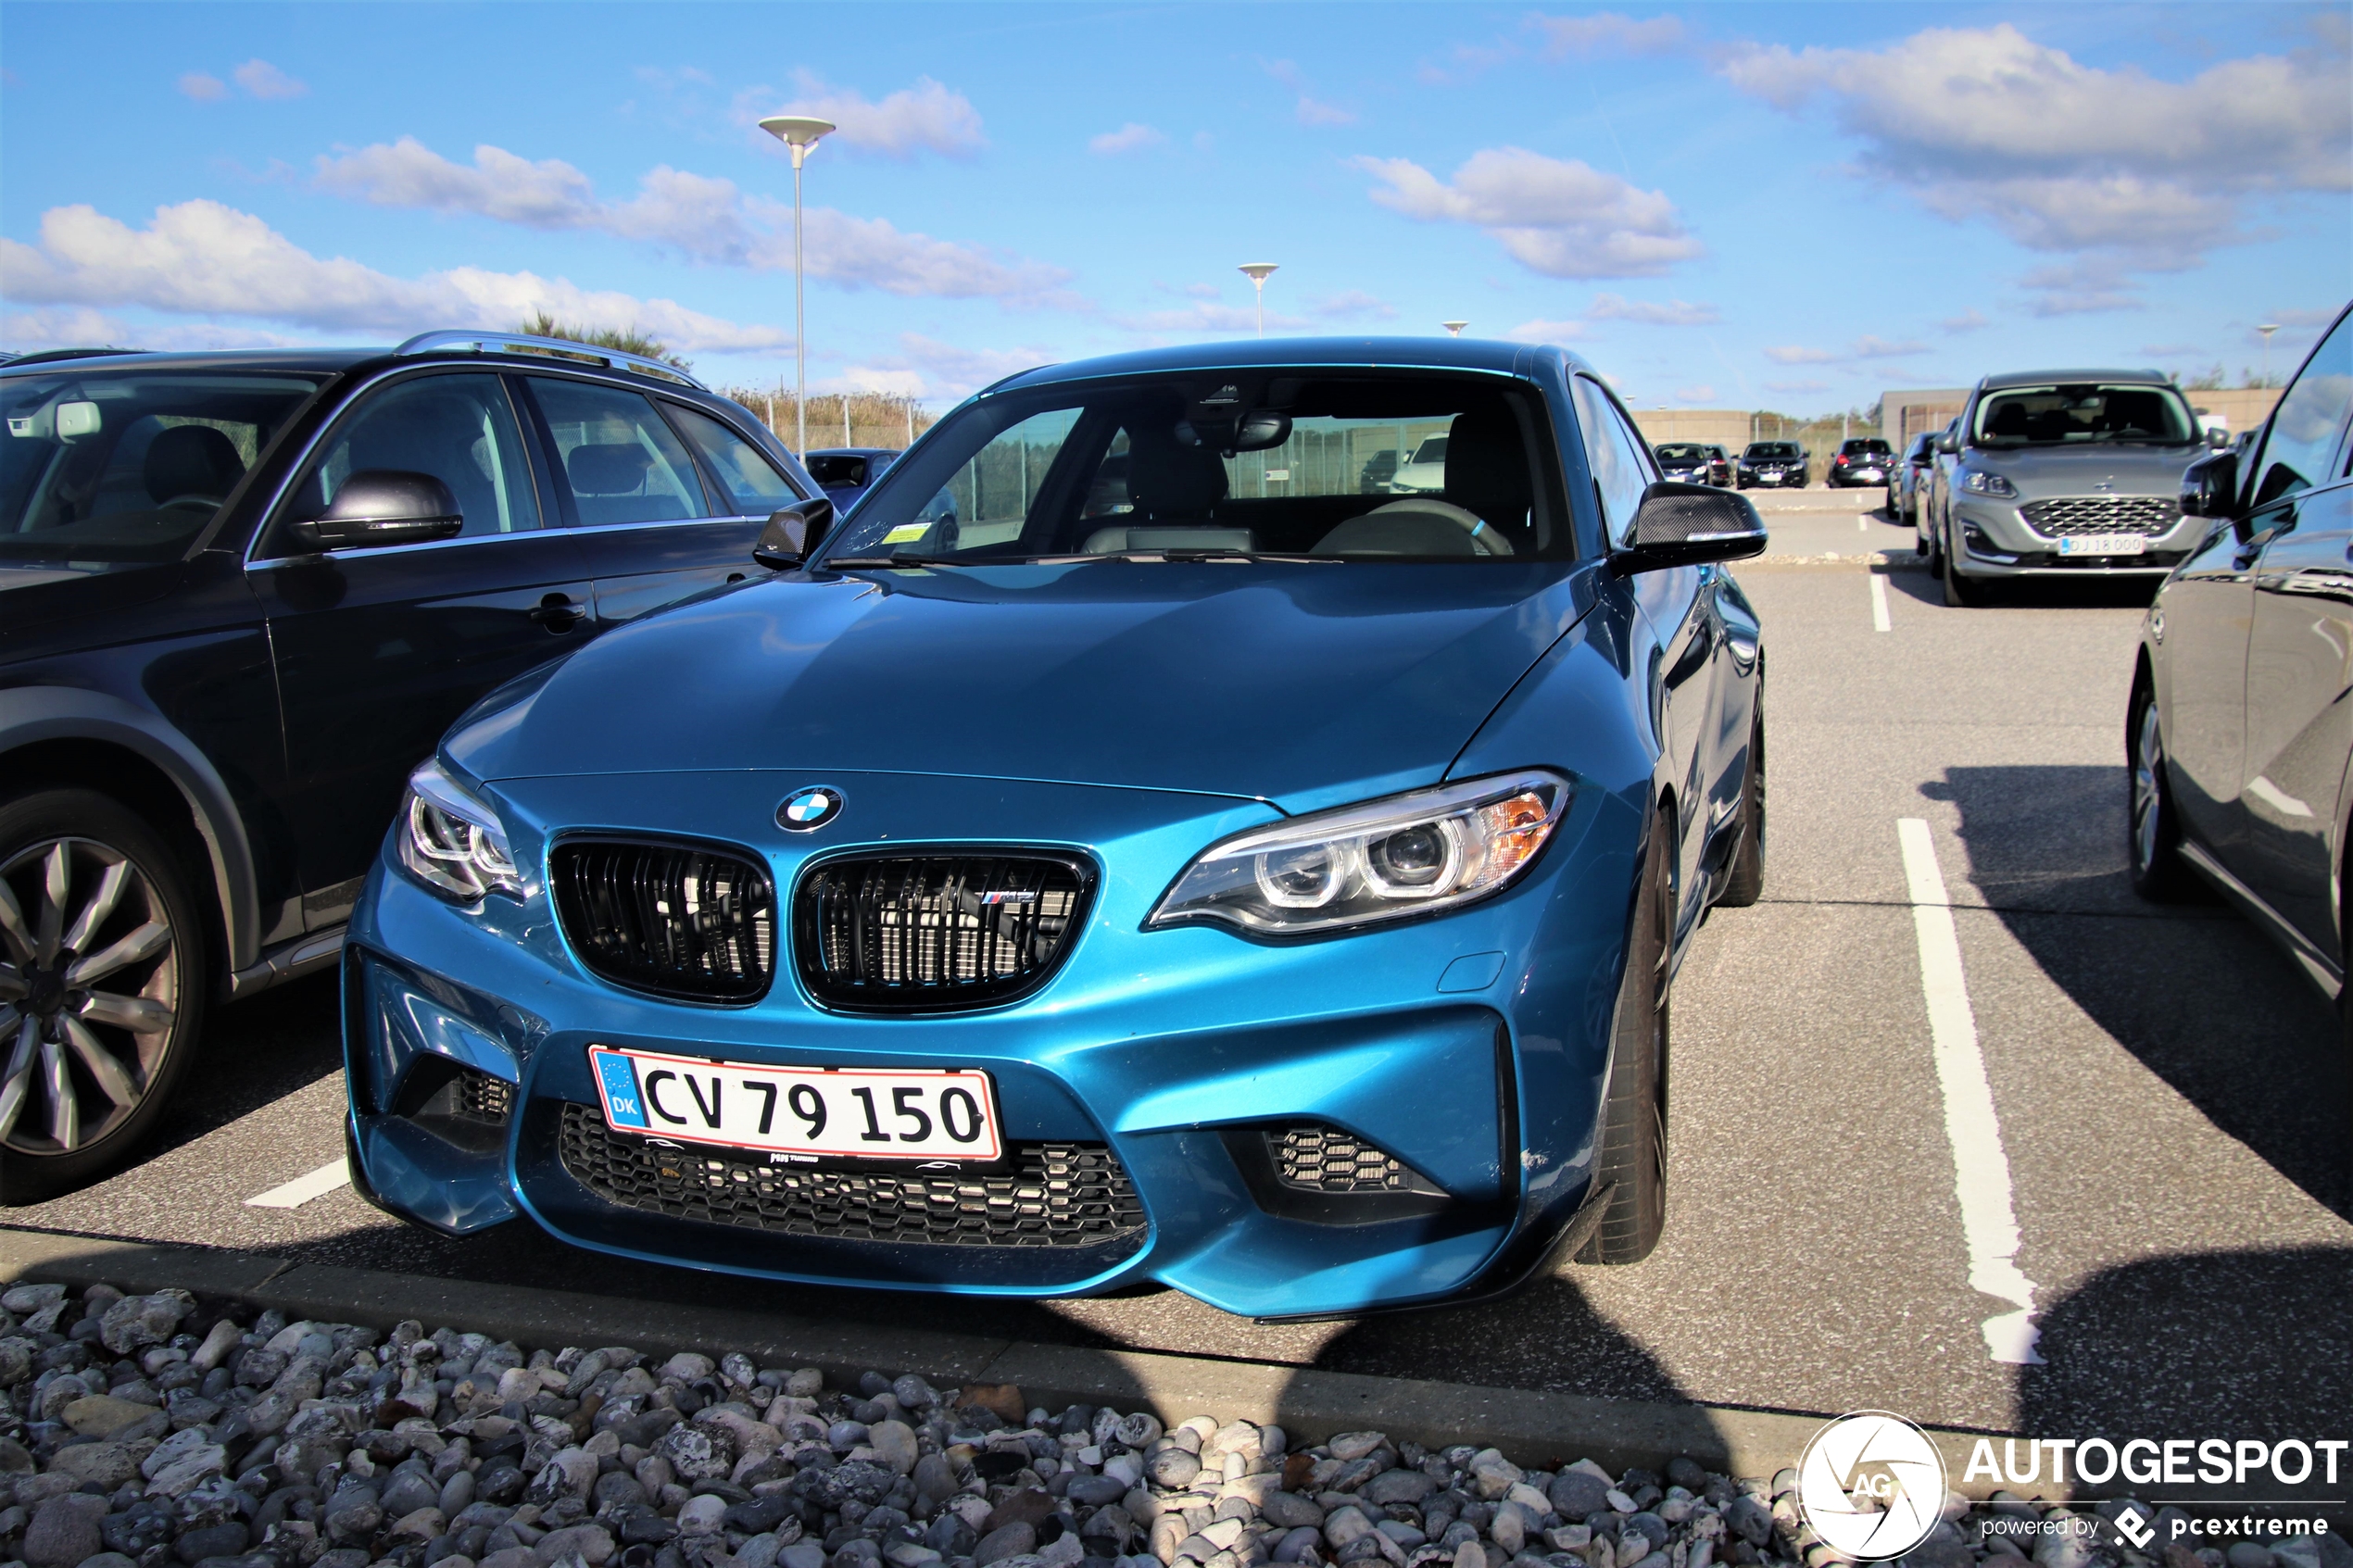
[1763,345,1836,365]
[1851,334,1927,358]
[1941,309,1990,332]
[1504,318,1592,343]
[1675,384,1717,404]
[1356,146,1702,279]
[1114,301,1304,336]
[231,59,307,99]
[0,199,792,354]
[1089,123,1166,156]
[178,72,228,102]
[843,333,1058,400]
[753,74,985,160]
[1296,96,1357,127]
[311,138,1076,306]
[1310,291,1396,321]
[1765,334,1928,364]
[1766,379,1830,395]
[1717,22,2350,304]
[1588,292,1718,325]
[1530,13,1687,58]
[2,307,305,353]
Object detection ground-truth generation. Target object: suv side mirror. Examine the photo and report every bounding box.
[2180,448,2238,520]
[752,496,837,569]
[2206,425,2231,448]
[1614,482,1768,575]
[286,470,464,552]
[1936,434,1959,455]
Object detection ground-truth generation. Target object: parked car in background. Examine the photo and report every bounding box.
[802,446,900,514]
[344,334,1771,1316]
[1920,368,2223,607]
[1654,442,1717,485]
[1704,445,1732,486]
[1388,433,1448,494]
[1893,433,1938,524]
[1737,441,1809,488]
[1358,448,1399,492]
[1919,418,1963,558]
[0,331,826,1198]
[2130,302,2352,1162]
[1826,437,1894,490]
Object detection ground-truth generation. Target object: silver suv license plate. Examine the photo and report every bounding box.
[2057,535,2147,557]
[589,1046,1002,1160]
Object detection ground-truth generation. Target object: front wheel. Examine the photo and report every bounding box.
[1577,809,1672,1264]
[0,789,208,1203]
[1942,541,1982,607]
[2127,684,2194,901]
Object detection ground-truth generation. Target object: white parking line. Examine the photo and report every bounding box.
[1895,818,2044,1365]
[1870,573,1892,633]
[1857,515,1869,533]
[245,1157,351,1210]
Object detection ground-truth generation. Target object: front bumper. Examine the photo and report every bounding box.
[1949,495,2196,577]
[345,769,1642,1319]
[1738,469,1806,488]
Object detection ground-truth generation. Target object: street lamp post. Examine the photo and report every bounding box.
[2257,323,2280,389]
[758,113,837,458]
[1239,263,1278,335]
[1442,320,1468,337]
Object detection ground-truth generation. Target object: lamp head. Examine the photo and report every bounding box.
[1442,320,1468,336]
[1238,263,1279,285]
[760,115,837,164]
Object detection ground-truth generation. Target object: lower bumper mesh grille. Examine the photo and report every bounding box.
[557,1103,1147,1250]
[1271,1124,1445,1195]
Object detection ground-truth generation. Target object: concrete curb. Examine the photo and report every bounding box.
[0,1223,2013,1490]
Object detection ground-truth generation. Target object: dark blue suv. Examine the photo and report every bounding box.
[0,332,829,1198]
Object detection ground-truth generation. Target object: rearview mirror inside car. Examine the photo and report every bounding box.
[2179,448,2238,520]
[1614,483,1768,575]
[54,401,101,443]
[753,496,837,569]
[286,470,464,552]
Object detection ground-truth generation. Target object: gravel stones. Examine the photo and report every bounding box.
[23,1490,106,1568]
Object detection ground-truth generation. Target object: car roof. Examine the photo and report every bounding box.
[1976,367,2173,391]
[982,334,1535,396]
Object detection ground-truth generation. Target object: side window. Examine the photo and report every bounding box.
[525,379,711,526]
[1572,376,1650,544]
[283,373,542,542]
[664,404,803,516]
[2249,312,2353,509]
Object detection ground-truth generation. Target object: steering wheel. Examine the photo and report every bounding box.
[156,494,225,513]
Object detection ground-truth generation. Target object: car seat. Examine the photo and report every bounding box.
[1312,408,1527,556]
[143,425,245,508]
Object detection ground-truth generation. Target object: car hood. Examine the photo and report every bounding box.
[447,560,1594,813]
[1968,443,2204,496]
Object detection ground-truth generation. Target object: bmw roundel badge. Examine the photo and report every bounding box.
[777,786,844,832]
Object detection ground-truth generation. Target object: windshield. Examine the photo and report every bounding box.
[1971,383,2196,446]
[0,368,321,562]
[818,372,1566,565]
[1746,443,1799,459]
[1655,444,1706,463]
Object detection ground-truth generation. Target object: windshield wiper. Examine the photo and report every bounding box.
[821,554,963,569]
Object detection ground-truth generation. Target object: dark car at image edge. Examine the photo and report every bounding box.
[0,331,829,1198]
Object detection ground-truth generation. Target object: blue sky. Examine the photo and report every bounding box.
[3,3,2347,413]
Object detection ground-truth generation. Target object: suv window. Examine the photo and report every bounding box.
[282,372,542,544]
[1970,383,2196,446]
[1841,439,1892,455]
[527,378,711,526]
[0,370,319,562]
[2248,312,2353,509]
[664,404,801,517]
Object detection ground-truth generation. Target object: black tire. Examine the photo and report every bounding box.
[1919,508,1941,571]
[0,788,208,1203]
[1942,541,1982,607]
[1718,715,1766,909]
[1577,809,1672,1264]
[2126,681,2194,902]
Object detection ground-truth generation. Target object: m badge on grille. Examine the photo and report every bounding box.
[777,786,844,831]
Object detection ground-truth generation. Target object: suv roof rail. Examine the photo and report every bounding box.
[393,331,706,390]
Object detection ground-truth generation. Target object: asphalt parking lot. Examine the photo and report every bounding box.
[12,520,2349,1447]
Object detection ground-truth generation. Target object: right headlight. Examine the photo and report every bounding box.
[1146,771,1571,939]
[398,758,523,902]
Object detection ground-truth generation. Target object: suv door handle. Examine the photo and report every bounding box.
[528,593,585,633]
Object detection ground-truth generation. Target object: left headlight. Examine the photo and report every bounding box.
[398,758,523,901]
[1959,469,2019,498]
[1147,771,1571,939]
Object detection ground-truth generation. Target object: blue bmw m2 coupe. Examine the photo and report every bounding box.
[343,337,1768,1318]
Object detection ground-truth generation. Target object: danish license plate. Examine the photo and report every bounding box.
[2058,534,2147,557]
[587,1047,1002,1161]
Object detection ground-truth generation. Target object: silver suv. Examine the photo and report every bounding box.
[1924,368,2223,606]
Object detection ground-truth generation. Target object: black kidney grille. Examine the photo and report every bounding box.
[796,854,1092,1011]
[551,838,775,1003]
[558,1103,1146,1252]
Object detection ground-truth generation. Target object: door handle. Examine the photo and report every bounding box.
[529,593,585,633]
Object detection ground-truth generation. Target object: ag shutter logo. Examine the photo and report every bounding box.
[1794,1412,1950,1562]
[777,785,844,832]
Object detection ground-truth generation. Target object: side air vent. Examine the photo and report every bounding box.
[551,837,775,1003]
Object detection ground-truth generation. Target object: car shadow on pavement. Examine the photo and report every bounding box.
[1923,764,2351,1220]
[2017,1244,2353,1514]
[145,968,348,1162]
[1877,567,2160,611]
